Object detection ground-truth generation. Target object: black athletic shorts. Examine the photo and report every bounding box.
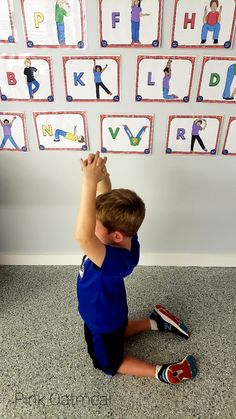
[84,322,127,376]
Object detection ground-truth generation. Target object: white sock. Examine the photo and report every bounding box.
[155,365,162,379]
[150,318,158,331]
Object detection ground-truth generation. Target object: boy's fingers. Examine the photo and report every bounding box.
[80,159,84,169]
[94,150,100,165]
[87,153,95,164]
[80,158,87,169]
[96,157,107,167]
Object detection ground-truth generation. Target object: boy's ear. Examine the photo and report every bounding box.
[112,231,125,243]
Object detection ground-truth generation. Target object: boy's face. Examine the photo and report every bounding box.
[211,2,218,11]
[95,220,113,245]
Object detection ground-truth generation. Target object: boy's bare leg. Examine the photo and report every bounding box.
[124,319,151,337]
[117,355,156,377]
[117,355,198,384]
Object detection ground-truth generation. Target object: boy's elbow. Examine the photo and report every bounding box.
[74,232,92,247]
[75,230,84,244]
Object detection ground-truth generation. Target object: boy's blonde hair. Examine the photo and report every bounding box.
[96,188,145,237]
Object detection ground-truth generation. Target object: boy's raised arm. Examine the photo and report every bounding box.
[75,152,107,267]
[84,153,111,196]
[9,116,16,125]
[96,171,111,196]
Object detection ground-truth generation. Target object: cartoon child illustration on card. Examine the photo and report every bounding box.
[0,116,19,149]
[222,63,236,100]
[23,58,40,99]
[54,125,85,143]
[123,124,148,146]
[162,59,178,100]
[131,0,150,45]
[93,59,112,99]
[55,0,71,45]
[201,0,222,44]
[191,119,208,152]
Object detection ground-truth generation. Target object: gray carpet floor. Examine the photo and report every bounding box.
[0,265,235,419]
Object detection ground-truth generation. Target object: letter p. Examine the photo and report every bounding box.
[34,12,44,29]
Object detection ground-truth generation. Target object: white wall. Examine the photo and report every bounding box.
[0,0,236,265]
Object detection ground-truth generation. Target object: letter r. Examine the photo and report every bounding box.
[177,128,186,140]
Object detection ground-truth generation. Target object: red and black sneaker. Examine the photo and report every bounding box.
[150,304,190,339]
[157,355,197,385]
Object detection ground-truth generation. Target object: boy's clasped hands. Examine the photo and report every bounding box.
[80,151,109,183]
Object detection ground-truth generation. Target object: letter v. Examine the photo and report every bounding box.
[108,127,120,139]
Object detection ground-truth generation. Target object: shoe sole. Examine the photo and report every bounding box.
[154,304,190,338]
[166,355,197,384]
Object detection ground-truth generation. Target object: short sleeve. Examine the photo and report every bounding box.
[100,246,131,278]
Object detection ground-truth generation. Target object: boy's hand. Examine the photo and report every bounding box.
[82,152,108,175]
[80,151,107,183]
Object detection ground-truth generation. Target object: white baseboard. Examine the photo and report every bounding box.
[0,253,236,267]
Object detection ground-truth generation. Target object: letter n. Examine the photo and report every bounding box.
[42,125,53,136]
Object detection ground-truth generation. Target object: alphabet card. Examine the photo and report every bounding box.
[166,115,222,155]
[136,55,195,102]
[100,114,153,154]
[197,57,236,103]
[33,111,88,151]
[0,112,28,152]
[63,56,120,101]
[222,117,236,155]
[21,0,86,48]
[99,0,163,48]
[171,0,236,48]
[0,56,54,102]
[0,0,15,44]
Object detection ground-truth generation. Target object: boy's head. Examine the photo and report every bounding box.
[95,188,145,244]
[196,120,203,125]
[95,65,102,72]
[24,58,31,67]
[3,119,9,125]
[210,0,219,11]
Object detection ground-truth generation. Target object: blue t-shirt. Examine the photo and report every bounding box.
[93,70,102,83]
[77,234,140,333]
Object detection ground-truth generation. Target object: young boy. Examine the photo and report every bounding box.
[0,116,19,149]
[93,59,112,99]
[75,151,197,384]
